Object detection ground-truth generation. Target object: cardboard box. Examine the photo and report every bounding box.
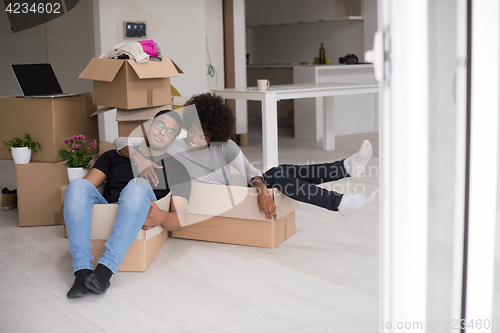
[16,161,68,227]
[173,213,296,248]
[79,58,182,109]
[97,141,116,153]
[172,183,299,248]
[60,186,171,272]
[0,94,99,162]
[92,105,173,137]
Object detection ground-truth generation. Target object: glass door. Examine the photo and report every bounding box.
[372,0,499,331]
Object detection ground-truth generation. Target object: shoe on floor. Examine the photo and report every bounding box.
[1,187,17,211]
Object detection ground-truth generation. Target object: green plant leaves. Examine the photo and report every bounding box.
[3,133,42,154]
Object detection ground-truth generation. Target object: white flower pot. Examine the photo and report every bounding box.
[11,147,32,164]
[67,167,89,182]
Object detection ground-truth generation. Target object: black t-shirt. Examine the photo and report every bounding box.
[92,149,191,203]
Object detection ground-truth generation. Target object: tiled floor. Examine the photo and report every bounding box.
[0,126,380,333]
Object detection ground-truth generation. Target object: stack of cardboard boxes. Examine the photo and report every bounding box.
[79,57,183,137]
[71,57,184,271]
[0,94,99,226]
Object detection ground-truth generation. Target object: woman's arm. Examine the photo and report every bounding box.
[224,140,263,183]
[250,176,276,220]
[223,141,274,219]
[113,137,144,153]
[116,143,163,187]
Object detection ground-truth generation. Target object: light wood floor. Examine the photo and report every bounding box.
[0,127,380,333]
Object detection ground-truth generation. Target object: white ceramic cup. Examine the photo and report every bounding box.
[257,79,270,91]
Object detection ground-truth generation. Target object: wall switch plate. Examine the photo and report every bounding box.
[124,22,146,38]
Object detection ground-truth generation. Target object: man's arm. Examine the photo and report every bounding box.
[143,196,188,231]
[83,168,107,188]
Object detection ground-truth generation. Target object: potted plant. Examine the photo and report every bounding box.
[3,133,42,164]
[58,135,97,182]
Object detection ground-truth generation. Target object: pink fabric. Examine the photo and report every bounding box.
[138,40,158,58]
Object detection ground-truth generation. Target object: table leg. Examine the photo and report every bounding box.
[261,93,279,171]
[323,96,335,150]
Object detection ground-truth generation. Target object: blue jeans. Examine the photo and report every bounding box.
[64,178,156,275]
[262,160,348,211]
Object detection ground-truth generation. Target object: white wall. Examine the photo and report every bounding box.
[95,0,207,97]
[94,0,210,142]
[205,0,225,90]
[0,1,95,96]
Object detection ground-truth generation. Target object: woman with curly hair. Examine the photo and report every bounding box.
[114,93,378,219]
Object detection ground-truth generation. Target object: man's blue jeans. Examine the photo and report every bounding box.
[64,178,156,275]
[262,160,348,211]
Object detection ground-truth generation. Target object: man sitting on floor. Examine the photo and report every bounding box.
[64,110,191,298]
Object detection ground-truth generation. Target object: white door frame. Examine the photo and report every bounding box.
[462,0,499,331]
[378,0,430,330]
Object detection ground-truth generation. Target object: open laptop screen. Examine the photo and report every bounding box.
[12,63,64,97]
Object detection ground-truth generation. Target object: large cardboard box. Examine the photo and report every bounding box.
[0,94,99,162]
[79,58,182,109]
[91,105,173,137]
[15,161,68,227]
[60,187,170,272]
[172,183,299,248]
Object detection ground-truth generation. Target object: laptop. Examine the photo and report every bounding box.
[11,63,78,98]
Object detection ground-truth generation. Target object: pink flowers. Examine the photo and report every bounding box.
[65,135,88,145]
[64,135,93,148]
[58,135,98,169]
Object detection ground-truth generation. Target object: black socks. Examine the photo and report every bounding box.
[67,264,113,298]
[84,264,113,295]
[67,269,92,298]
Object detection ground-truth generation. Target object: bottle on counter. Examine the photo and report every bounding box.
[319,42,326,64]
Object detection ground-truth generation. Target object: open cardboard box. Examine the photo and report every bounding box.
[79,57,183,109]
[59,140,169,271]
[91,105,173,137]
[173,182,299,248]
[60,186,170,272]
[0,94,99,162]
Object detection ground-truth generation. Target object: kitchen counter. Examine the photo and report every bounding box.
[247,64,296,69]
[248,64,374,69]
[293,64,374,70]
